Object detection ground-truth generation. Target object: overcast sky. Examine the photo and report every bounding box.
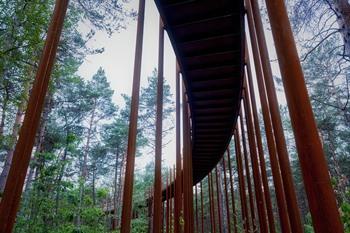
[76,0,287,174]
[77,0,177,172]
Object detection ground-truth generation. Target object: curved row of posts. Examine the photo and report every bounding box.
[0,0,344,233]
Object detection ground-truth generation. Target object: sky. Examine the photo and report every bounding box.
[77,0,178,171]
[76,0,288,173]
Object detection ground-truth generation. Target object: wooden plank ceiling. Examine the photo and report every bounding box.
[154,0,245,185]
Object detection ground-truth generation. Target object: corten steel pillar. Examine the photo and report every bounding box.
[170,167,174,232]
[215,167,223,233]
[200,182,204,233]
[120,0,145,232]
[234,128,250,233]
[240,104,269,233]
[174,62,182,233]
[264,1,344,232]
[226,147,238,233]
[222,156,231,233]
[244,82,291,233]
[245,45,291,232]
[166,174,170,233]
[0,0,69,231]
[153,17,165,233]
[182,83,193,233]
[195,185,199,233]
[238,114,258,233]
[246,0,304,232]
[209,173,217,233]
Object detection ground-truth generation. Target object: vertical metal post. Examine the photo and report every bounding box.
[215,167,223,233]
[223,155,232,233]
[200,182,204,233]
[170,167,174,233]
[174,62,182,233]
[166,174,170,233]
[195,185,199,233]
[264,1,344,232]
[245,47,291,232]
[234,128,249,233]
[241,103,269,233]
[209,173,217,233]
[0,0,69,231]
[247,1,304,232]
[245,82,291,232]
[227,148,239,233]
[238,116,257,233]
[120,0,145,232]
[153,17,165,233]
[182,83,193,233]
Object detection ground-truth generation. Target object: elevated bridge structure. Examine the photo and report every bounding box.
[0,0,344,233]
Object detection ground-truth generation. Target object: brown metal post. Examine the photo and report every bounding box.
[195,185,199,233]
[153,17,165,233]
[0,0,69,231]
[174,62,182,233]
[208,175,214,233]
[238,115,258,233]
[200,182,204,233]
[182,84,193,233]
[222,155,232,233]
[244,83,291,233]
[247,1,304,232]
[210,173,217,233]
[170,167,174,233]
[120,0,145,232]
[245,44,292,232]
[166,174,170,233]
[215,167,223,233]
[234,129,249,233]
[226,148,238,233]
[264,1,344,232]
[240,103,269,233]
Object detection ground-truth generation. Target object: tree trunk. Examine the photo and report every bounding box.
[54,128,70,217]
[0,90,9,138]
[0,103,24,193]
[333,0,350,58]
[77,103,96,229]
[92,165,96,206]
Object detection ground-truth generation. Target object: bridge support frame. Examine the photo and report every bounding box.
[264,0,344,232]
[0,0,69,231]
[120,0,145,232]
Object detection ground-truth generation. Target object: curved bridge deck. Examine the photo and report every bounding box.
[155,0,245,184]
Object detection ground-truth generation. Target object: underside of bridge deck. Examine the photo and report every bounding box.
[155,0,245,185]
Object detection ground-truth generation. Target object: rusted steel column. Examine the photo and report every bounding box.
[182,83,193,233]
[119,0,146,232]
[244,82,291,233]
[170,167,174,232]
[174,62,182,233]
[245,44,292,232]
[200,182,204,233]
[238,114,258,233]
[264,1,344,232]
[209,173,217,233]
[226,148,238,233]
[240,103,269,233]
[222,155,232,233]
[166,174,170,233]
[0,0,69,231]
[234,129,250,233]
[195,185,199,233]
[215,167,223,233]
[247,1,305,232]
[153,17,165,233]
